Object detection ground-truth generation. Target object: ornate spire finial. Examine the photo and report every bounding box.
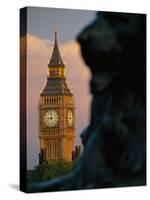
[48,31,64,67]
[55,31,57,39]
[54,31,58,44]
[54,27,58,40]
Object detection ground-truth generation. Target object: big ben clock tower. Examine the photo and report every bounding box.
[39,32,75,163]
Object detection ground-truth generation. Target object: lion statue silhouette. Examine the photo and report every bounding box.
[28,12,146,192]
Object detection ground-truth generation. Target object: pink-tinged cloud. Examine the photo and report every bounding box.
[25,34,92,169]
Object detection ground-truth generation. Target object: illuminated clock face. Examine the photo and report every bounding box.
[44,109,59,127]
[68,110,73,127]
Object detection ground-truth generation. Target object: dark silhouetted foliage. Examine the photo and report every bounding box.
[27,160,75,184]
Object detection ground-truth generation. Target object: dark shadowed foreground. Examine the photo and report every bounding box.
[27,12,146,193]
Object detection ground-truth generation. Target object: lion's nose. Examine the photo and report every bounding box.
[77,31,89,45]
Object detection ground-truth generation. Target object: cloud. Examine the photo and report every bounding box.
[27,34,50,56]
[22,34,92,169]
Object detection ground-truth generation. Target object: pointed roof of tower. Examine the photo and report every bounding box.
[41,78,73,96]
[48,32,64,67]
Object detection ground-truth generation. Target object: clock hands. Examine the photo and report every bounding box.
[44,110,59,127]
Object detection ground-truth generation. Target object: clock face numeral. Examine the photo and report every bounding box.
[68,110,73,127]
[44,109,59,127]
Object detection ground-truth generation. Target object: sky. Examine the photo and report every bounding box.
[23,7,96,170]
